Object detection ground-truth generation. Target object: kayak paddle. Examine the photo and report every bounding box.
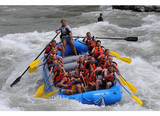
[10,33,59,87]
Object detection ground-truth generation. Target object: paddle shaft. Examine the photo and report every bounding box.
[113,75,131,95]
[73,36,138,41]
[10,33,59,87]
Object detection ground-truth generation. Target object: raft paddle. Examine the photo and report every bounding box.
[110,51,132,64]
[73,36,138,42]
[113,76,143,105]
[43,80,77,99]
[117,73,137,93]
[34,64,58,98]
[10,33,59,87]
[35,77,63,98]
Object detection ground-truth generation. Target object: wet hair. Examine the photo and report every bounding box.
[100,13,103,16]
[105,49,109,52]
[61,18,66,23]
[86,32,90,35]
[51,40,56,43]
[109,65,114,68]
[96,40,101,44]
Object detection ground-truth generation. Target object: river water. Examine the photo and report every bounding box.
[0,6,160,111]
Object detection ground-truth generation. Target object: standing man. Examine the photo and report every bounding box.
[55,18,77,56]
[98,13,103,22]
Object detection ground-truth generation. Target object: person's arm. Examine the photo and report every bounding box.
[83,36,87,42]
[55,26,61,34]
[114,72,122,85]
[113,64,121,75]
[91,47,95,55]
[98,54,104,60]
[49,66,53,75]
[50,72,57,86]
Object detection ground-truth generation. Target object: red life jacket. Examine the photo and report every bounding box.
[105,71,115,82]
[45,45,51,54]
[94,46,104,57]
[87,38,96,50]
[100,56,108,65]
[88,72,96,82]
[51,46,59,55]
[83,69,89,77]
[54,69,65,82]
[90,63,96,70]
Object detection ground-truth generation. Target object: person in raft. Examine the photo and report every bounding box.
[55,18,77,56]
[83,32,97,53]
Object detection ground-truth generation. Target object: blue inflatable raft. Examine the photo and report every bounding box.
[43,39,122,106]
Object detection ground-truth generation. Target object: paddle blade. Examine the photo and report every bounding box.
[34,84,45,98]
[110,51,120,58]
[10,76,22,87]
[43,89,60,99]
[119,57,132,64]
[125,37,138,41]
[131,94,143,105]
[120,77,137,93]
[28,66,38,73]
[120,76,127,85]
[29,59,41,69]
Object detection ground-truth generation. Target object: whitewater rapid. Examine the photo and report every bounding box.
[0,7,160,111]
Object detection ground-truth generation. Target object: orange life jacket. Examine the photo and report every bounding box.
[105,71,115,82]
[54,69,65,82]
[94,46,104,57]
[90,63,96,70]
[88,72,96,82]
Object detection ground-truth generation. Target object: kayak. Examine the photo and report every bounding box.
[43,39,122,106]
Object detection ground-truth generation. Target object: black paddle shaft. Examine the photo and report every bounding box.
[10,33,59,87]
[73,36,138,41]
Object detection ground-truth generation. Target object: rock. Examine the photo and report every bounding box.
[112,5,160,12]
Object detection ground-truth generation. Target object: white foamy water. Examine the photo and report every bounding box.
[0,6,160,111]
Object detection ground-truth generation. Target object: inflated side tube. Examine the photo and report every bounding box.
[63,55,84,64]
[64,62,77,72]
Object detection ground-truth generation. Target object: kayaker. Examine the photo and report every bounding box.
[55,18,77,56]
[91,40,105,60]
[98,13,103,22]
[83,32,97,53]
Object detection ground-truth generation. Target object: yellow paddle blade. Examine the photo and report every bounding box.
[119,57,132,64]
[28,66,38,73]
[34,84,45,98]
[29,59,41,69]
[131,94,143,106]
[120,77,137,93]
[43,89,60,99]
[120,76,128,85]
[110,51,120,58]
[127,82,137,93]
